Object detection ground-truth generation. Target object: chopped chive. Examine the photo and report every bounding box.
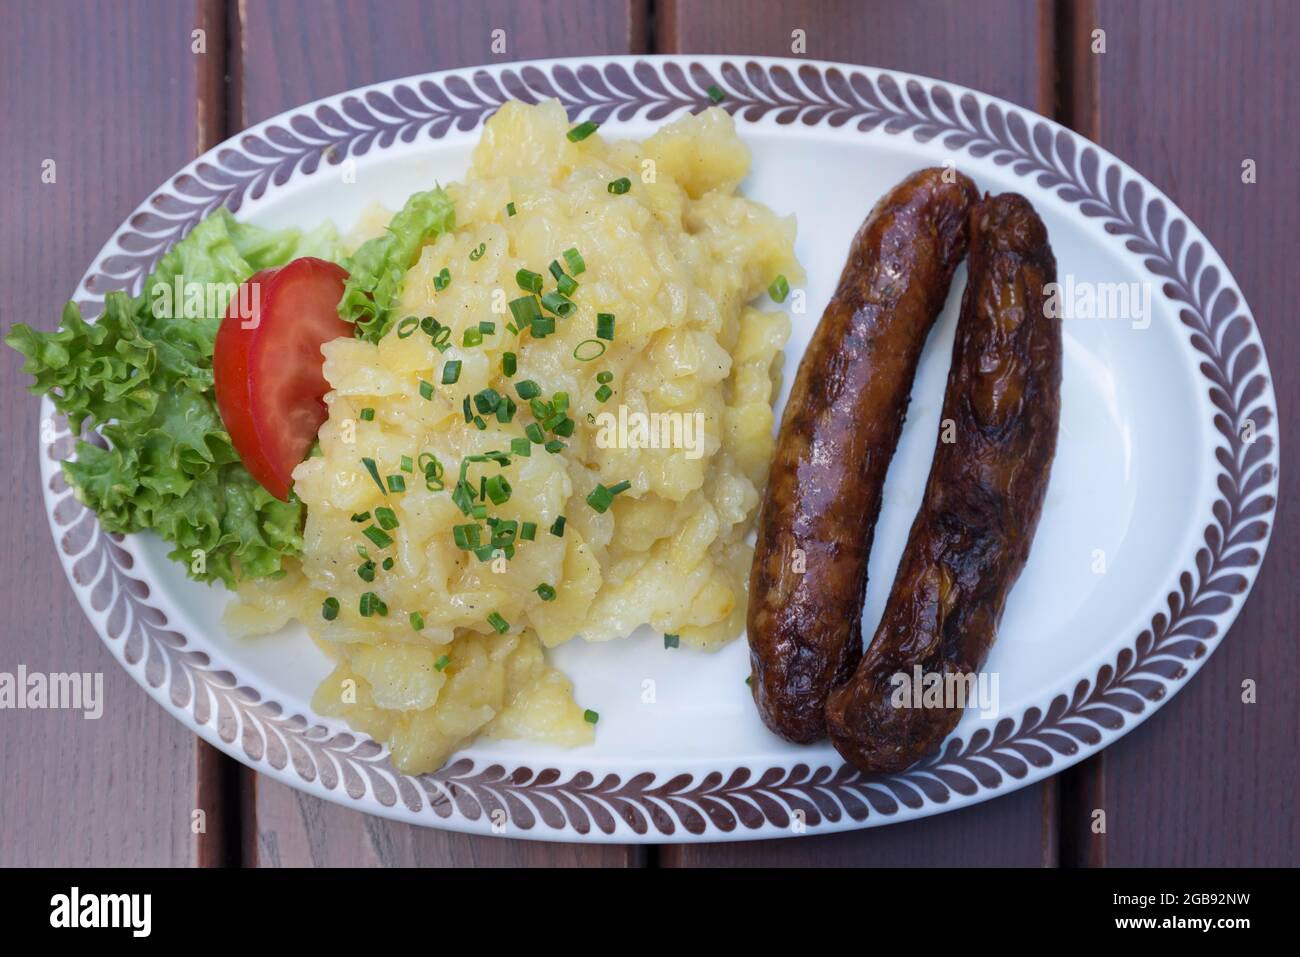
[496,395,517,423]
[410,611,425,630]
[574,339,606,361]
[508,295,542,327]
[462,396,472,422]
[469,242,486,261]
[587,484,615,513]
[506,201,517,217]
[361,457,387,495]
[452,479,476,515]
[707,84,725,103]
[357,560,376,583]
[386,474,406,493]
[552,416,575,437]
[596,370,614,384]
[453,523,481,550]
[419,378,434,400]
[607,177,631,194]
[396,315,420,338]
[463,326,484,348]
[382,556,394,570]
[535,582,556,601]
[474,388,502,414]
[520,521,538,541]
[510,437,531,457]
[363,524,393,549]
[530,315,556,338]
[487,611,510,634]
[491,520,518,547]
[563,247,586,275]
[587,480,630,513]
[435,654,451,671]
[516,269,544,293]
[596,313,615,340]
[479,320,496,335]
[350,511,371,523]
[359,592,388,617]
[433,267,451,291]
[664,633,680,649]
[515,380,541,400]
[400,455,413,473]
[470,449,511,467]
[375,507,399,530]
[583,709,599,724]
[567,120,599,142]
[556,273,578,297]
[553,392,570,412]
[544,439,565,453]
[484,474,512,505]
[502,352,517,377]
[550,515,566,537]
[321,597,340,621]
[768,274,790,303]
[359,407,375,421]
[540,291,576,318]
[595,384,612,402]
[441,360,462,384]
[473,415,487,430]
[419,453,445,491]
[548,259,566,283]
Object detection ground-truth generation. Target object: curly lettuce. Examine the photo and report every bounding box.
[338,187,455,342]
[5,209,339,587]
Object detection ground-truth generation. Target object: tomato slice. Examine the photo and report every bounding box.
[213,257,352,501]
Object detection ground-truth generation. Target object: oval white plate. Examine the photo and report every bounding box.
[41,56,1280,842]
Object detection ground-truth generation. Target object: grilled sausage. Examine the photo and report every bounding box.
[825,192,1062,772]
[747,167,979,743]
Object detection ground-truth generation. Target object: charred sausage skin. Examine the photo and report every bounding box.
[747,167,979,743]
[825,192,1062,772]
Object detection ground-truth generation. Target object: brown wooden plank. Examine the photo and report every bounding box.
[232,0,648,866]
[647,781,1051,867]
[235,0,649,126]
[659,0,1053,110]
[247,777,643,867]
[658,0,1056,867]
[1076,0,1299,867]
[0,0,210,866]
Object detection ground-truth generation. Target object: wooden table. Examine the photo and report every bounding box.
[1,0,1294,867]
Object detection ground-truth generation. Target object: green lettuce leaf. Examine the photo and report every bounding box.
[338,187,455,342]
[5,209,332,587]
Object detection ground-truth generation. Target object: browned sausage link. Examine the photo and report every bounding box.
[825,192,1062,772]
[747,168,979,743]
